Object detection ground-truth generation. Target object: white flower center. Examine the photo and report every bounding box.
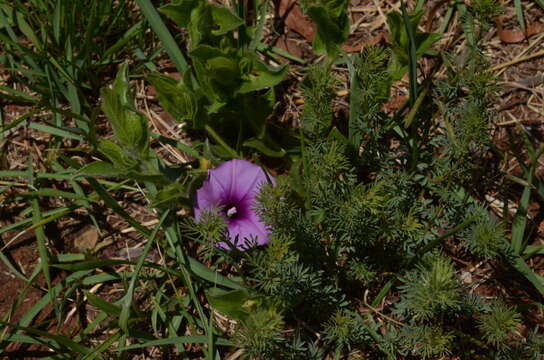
[226,206,238,218]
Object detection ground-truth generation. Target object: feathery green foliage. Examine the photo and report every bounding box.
[478,301,522,348]
[396,255,461,321]
[1,0,542,358]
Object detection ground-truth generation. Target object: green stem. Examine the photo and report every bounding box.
[205,125,239,159]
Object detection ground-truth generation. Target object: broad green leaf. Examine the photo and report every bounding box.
[147,73,205,128]
[238,56,287,94]
[101,65,149,154]
[191,45,242,100]
[238,90,275,138]
[387,10,440,80]
[112,63,132,107]
[205,288,250,321]
[98,139,138,169]
[77,161,124,177]
[188,1,214,47]
[304,0,349,59]
[159,0,200,27]
[210,5,244,35]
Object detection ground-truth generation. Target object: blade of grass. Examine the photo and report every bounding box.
[0,85,39,102]
[400,0,417,108]
[119,210,170,333]
[514,0,526,34]
[85,291,122,316]
[81,331,121,360]
[511,144,544,254]
[116,336,232,351]
[523,245,544,257]
[30,197,59,324]
[134,0,189,74]
[0,320,93,355]
[510,255,544,296]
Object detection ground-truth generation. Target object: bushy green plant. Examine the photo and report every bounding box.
[2,1,543,359]
[478,301,522,349]
[150,0,288,158]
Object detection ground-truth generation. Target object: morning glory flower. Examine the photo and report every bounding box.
[194,159,273,250]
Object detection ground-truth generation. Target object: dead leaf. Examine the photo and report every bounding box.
[382,95,408,114]
[279,0,315,42]
[275,33,305,59]
[74,226,98,252]
[460,271,473,284]
[497,19,544,43]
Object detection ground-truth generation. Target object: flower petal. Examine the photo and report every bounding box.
[209,159,268,202]
[217,216,270,250]
[194,175,226,220]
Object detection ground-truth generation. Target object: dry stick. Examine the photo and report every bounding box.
[363,290,404,326]
[488,49,544,72]
[488,33,544,74]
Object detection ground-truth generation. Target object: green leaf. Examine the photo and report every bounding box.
[147,73,206,128]
[387,9,440,80]
[120,211,169,333]
[150,183,189,209]
[125,171,170,184]
[210,5,244,35]
[101,64,149,154]
[76,161,124,177]
[305,2,349,59]
[205,288,250,321]
[0,320,92,354]
[85,291,122,316]
[98,139,138,169]
[238,56,288,94]
[510,255,544,296]
[243,137,286,158]
[187,1,214,46]
[135,0,189,74]
[238,89,275,138]
[159,0,200,27]
[401,0,418,107]
[191,45,242,100]
[511,144,544,254]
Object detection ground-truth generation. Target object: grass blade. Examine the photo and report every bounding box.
[119,210,170,333]
[511,144,544,254]
[514,0,526,34]
[116,336,233,351]
[134,0,188,74]
[510,256,544,296]
[400,1,417,108]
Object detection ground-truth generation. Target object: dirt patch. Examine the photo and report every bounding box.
[0,234,42,321]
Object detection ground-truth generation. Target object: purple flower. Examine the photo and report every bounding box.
[194,159,273,250]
